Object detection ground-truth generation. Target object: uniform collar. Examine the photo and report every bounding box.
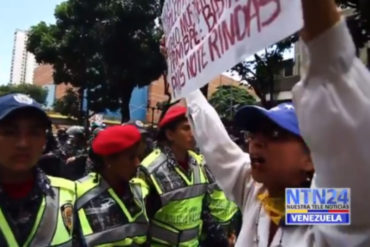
[161,146,197,170]
[0,168,54,198]
[35,168,55,197]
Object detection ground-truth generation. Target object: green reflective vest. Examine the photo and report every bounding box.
[140,149,208,247]
[76,173,149,247]
[0,176,76,247]
[205,165,239,226]
[207,188,239,225]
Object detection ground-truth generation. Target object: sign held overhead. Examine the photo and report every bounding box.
[161,0,303,99]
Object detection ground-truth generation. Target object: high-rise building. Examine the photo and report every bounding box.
[9,29,36,84]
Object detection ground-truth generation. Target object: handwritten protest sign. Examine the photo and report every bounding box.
[161,0,303,99]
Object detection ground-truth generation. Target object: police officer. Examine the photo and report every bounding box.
[38,129,65,177]
[0,93,76,247]
[75,125,149,246]
[139,105,238,247]
[63,126,88,180]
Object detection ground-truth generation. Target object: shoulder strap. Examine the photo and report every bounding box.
[188,151,205,166]
[130,178,149,199]
[0,208,18,247]
[141,150,167,174]
[28,188,60,247]
[76,175,109,209]
[48,176,75,192]
[188,151,208,184]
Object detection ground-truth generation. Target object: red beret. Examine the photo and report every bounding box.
[92,125,141,156]
[159,105,187,128]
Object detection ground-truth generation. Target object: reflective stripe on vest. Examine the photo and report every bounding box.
[0,208,17,246]
[192,161,201,184]
[207,182,219,192]
[149,225,199,245]
[146,152,167,173]
[0,177,75,247]
[76,179,109,209]
[142,150,207,246]
[76,174,148,246]
[152,151,207,206]
[29,187,59,247]
[84,222,148,246]
[160,184,207,205]
[130,181,144,202]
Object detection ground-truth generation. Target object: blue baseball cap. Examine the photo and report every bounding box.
[0,93,51,126]
[234,103,301,137]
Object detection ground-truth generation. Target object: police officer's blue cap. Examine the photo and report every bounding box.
[234,103,301,137]
[0,93,51,126]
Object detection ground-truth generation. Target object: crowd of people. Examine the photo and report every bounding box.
[0,0,370,246]
[0,97,242,247]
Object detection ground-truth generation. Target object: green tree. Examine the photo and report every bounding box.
[53,88,80,118]
[27,0,166,122]
[231,36,297,108]
[0,84,48,105]
[209,85,256,122]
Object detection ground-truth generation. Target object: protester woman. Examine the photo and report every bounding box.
[183,0,370,246]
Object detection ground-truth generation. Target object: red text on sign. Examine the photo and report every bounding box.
[206,0,281,62]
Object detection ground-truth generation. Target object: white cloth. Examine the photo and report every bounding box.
[186,20,370,247]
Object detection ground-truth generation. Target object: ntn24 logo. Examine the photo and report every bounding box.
[286,188,350,205]
[286,213,350,225]
[288,214,348,222]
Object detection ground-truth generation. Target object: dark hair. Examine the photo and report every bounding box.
[88,149,104,172]
[157,115,188,143]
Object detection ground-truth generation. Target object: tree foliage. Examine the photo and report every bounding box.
[27,0,166,122]
[53,88,80,118]
[231,35,298,108]
[209,85,256,122]
[336,0,370,49]
[0,84,48,105]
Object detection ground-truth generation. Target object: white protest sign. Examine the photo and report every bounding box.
[161,0,303,99]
